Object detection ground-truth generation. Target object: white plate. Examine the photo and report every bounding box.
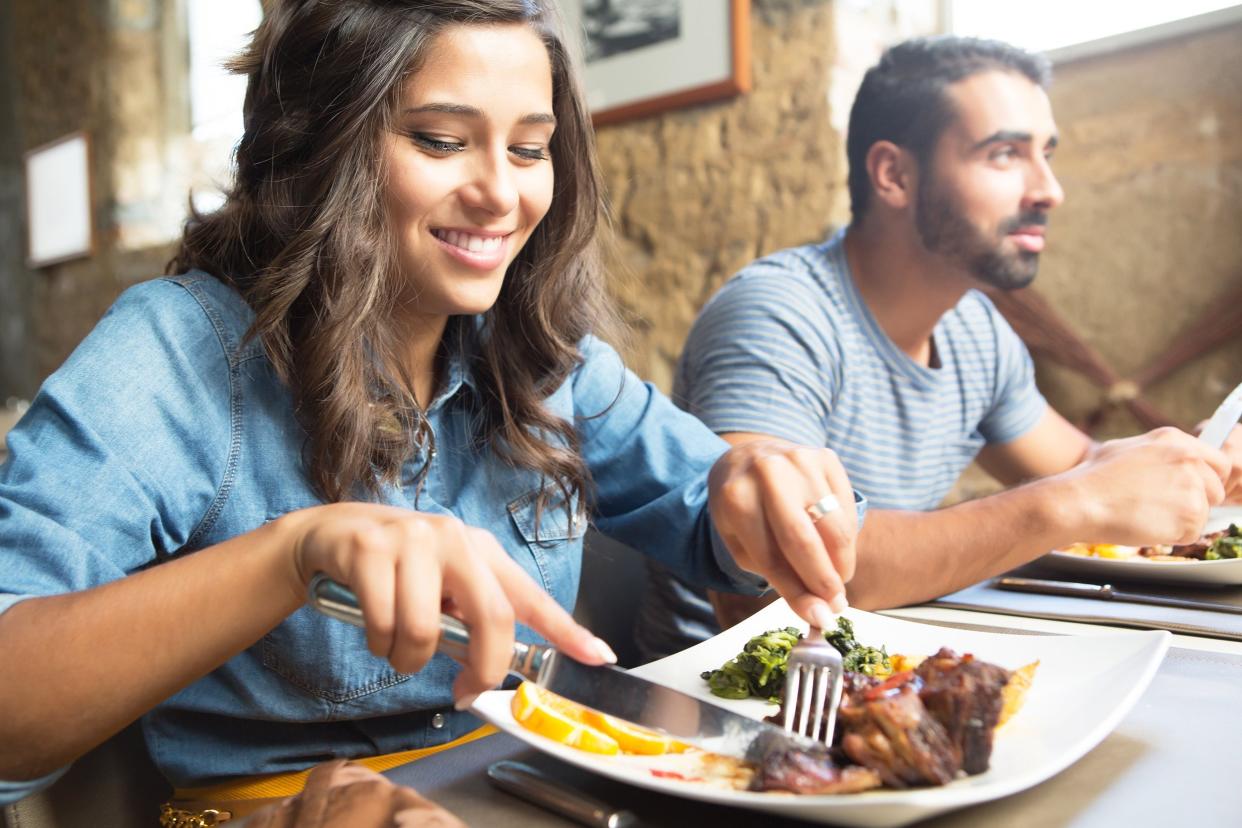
[471,600,1168,827]
[1041,506,1242,586]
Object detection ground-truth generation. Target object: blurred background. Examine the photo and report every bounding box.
[1,1,1239,481]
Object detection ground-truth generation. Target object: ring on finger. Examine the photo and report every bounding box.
[806,493,841,523]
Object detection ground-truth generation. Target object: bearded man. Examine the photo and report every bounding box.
[635,35,1239,661]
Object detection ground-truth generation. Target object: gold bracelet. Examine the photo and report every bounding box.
[159,802,233,827]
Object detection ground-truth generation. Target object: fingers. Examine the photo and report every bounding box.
[710,442,857,625]
[387,546,442,675]
[477,531,615,667]
[438,527,516,698]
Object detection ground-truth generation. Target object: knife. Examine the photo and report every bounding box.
[1199,379,1242,449]
[995,576,1242,616]
[308,574,815,762]
[487,760,639,828]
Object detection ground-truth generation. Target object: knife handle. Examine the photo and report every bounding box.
[487,760,639,828]
[307,574,551,680]
[996,577,1114,598]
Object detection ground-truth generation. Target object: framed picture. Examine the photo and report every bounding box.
[24,131,94,268]
[562,0,751,126]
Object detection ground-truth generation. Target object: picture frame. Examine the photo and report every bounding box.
[24,131,94,268]
[562,0,752,127]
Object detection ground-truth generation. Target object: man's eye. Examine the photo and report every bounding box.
[411,134,464,154]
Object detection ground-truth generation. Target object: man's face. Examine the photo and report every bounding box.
[914,70,1064,291]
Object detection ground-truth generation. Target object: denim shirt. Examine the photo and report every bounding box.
[0,272,771,800]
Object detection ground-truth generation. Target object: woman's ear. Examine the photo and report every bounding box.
[865,140,917,211]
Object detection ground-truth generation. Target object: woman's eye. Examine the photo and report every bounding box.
[511,145,550,162]
[411,134,464,154]
[509,145,548,161]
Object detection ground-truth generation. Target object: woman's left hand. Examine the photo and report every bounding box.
[708,438,858,629]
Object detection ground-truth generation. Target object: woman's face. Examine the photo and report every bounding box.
[383,23,555,319]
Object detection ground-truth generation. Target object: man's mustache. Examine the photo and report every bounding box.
[999,212,1049,234]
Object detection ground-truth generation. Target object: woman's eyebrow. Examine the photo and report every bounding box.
[402,102,555,126]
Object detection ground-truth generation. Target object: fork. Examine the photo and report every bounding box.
[782,625,844,745]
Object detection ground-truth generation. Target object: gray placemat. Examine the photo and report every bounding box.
[932,571,1242,641]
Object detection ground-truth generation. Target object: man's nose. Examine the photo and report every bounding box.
[1026,155,1064,211]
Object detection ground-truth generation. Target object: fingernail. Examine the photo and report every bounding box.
[454,693,480,712]
[593,637,618,664]
[830,593,850,614]
[810,603,835,629]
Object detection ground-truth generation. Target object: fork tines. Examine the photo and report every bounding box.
[783,626,844,745]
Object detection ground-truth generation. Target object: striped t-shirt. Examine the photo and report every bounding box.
[674,227,1046,508]
[634,228,1046,662]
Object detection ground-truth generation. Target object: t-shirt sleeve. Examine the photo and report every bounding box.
[976,297,1048,445]
[0,279,232,618]
[675,269,842,448]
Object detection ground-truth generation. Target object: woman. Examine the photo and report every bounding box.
[0,0,858,818]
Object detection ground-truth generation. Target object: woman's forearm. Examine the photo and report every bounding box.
[0,517,303,781]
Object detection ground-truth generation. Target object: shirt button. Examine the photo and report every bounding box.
[431,712,446,729]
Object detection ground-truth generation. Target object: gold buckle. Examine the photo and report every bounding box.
[159,802,233,827]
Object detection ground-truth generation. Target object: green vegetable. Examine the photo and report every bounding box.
[823,616,891,676]
[1205,523,1242,561]
[700,618,893,700]
[700,627,800,702]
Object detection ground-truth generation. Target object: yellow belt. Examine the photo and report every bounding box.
[173,724,499,801]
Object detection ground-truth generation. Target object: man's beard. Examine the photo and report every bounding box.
[915,176,1046,292]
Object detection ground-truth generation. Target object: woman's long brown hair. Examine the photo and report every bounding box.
[170,0,620,521]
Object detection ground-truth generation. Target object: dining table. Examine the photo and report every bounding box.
[369,594,1242,827]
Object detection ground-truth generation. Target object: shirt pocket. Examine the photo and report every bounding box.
[259,607,410,704]
[506,488,586,607]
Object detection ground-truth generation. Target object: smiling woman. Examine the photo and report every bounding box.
[0,0,864,822]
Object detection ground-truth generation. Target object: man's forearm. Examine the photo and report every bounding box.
[846,477,1081,610]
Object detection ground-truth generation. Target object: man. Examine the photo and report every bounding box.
[635,35,1238,662]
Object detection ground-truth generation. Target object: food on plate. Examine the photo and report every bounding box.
[1058,523,1241,563]
[510,681,688,756]
[700,618,891,702]
[754,647,1016,793]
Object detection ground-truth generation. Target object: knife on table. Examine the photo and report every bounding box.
[308,574,814,762]
[487,760,639,828]
[995,576,1242,616]
[1199,379,1242,449]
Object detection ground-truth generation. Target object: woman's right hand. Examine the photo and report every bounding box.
[276,504,615,705]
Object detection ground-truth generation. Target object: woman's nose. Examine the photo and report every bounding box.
[461,151,519,216]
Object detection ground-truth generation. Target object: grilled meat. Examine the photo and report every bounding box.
[914,648,1011,774]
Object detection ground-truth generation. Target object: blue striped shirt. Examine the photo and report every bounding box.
[634,228,1046,661]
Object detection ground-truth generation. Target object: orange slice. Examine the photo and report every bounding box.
[581,710,689,756]
[511,682,619,755]
[510,682,688,756]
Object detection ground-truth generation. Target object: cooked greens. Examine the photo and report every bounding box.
[823,616,891,676]
[700,618,892,701]
[700,627,800,701]
[1205,523,1242,560]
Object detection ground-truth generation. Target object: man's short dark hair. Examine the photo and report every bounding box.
[846,35,1051,219]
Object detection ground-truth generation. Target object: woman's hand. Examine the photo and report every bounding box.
[707,438,858,629]
[277,504,614,705]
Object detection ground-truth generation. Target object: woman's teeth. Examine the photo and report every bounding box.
[434,229,504,253]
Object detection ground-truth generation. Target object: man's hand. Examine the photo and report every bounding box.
[707,438,857,629]
[1063,427,1229,545]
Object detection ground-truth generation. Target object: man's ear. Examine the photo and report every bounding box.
[865,140,917,210]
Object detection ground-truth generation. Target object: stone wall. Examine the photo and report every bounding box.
[596,0,936,389]
[0,0,180,401]
[1035,21,1242,436]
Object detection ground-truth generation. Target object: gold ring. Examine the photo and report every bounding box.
[806,493,841,522]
